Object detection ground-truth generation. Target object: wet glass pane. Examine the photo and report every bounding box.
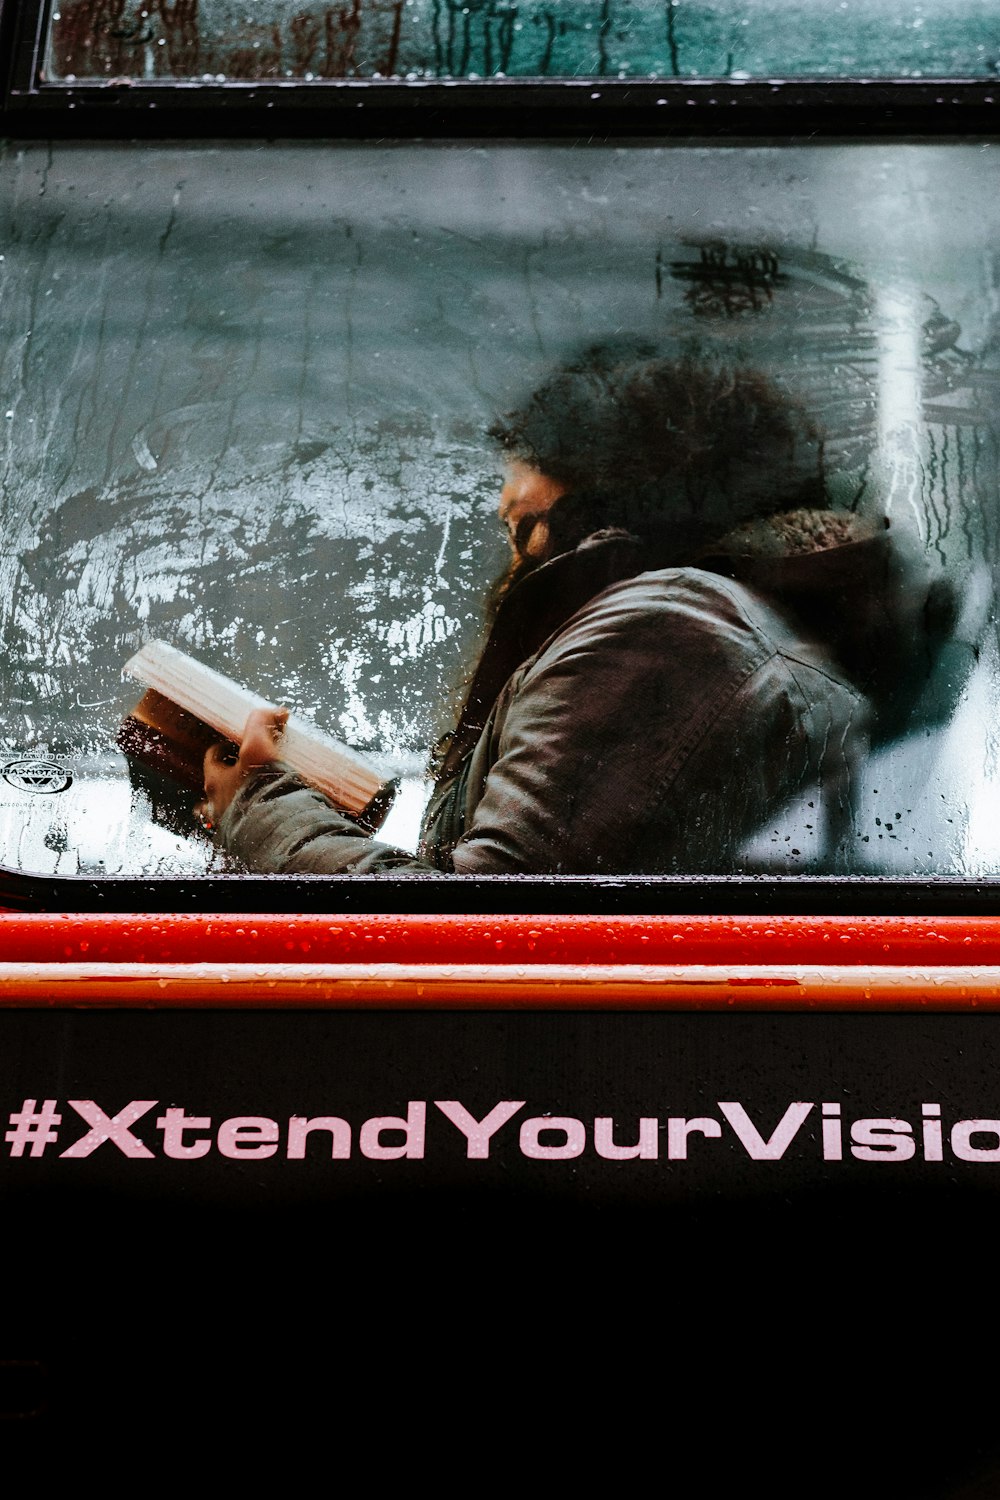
[45,1,1000,83]
[0,140,998,880]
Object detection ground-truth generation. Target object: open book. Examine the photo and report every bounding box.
[118,639,397,832]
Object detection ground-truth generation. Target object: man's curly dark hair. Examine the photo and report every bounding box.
[490,344,827,567]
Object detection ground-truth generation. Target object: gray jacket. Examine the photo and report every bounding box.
[217,529,871,876]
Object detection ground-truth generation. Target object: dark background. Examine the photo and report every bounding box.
[3,1005,1000,1492]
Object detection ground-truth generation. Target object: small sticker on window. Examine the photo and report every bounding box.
[2,759,74,795]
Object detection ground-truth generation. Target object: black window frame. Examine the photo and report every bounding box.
[0,0,998,913]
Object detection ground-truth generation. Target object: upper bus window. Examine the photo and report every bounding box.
[0,140,997,881]
[45,1,1000,83]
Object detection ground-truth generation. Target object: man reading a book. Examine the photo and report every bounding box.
[200,346,942,876]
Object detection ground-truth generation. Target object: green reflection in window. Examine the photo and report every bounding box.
[46,0,1000,83]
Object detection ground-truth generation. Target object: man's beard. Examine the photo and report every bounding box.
[484,516,549,623]
[429,541,547,787]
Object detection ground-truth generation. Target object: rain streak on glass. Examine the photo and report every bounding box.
[45,0,1000,82]
[0,142,998,877]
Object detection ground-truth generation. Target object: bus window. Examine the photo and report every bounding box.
[0,140,997,886]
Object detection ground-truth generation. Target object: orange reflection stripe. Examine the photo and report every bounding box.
[1,912,999,968]
[1,961,1000,1008]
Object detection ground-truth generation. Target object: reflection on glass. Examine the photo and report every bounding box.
[0,142,996,878]
[46,0,1000,82]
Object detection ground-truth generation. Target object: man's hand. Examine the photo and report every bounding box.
[197,706,290,828]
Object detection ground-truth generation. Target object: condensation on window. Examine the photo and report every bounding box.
[45,1,1000,83]
[0,141,997,879]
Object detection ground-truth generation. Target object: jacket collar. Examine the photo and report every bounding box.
[435,531,646,781]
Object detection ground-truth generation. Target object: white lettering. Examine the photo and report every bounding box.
[217,1116,280,1159]
[157,1106,212,1160]
[850,1118,915,1162]
[666,1117,721,1160]
[520,1117,586,1160]
[60,1099,158,1160]
[593,1116,658,1161]
[951,1119,1000,1163]
[287,1115,352,1160]
[359,1101,426,1161]
[922,1103,943,1163]
[718,1101,814,1161]
[434,1100,525,1159]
